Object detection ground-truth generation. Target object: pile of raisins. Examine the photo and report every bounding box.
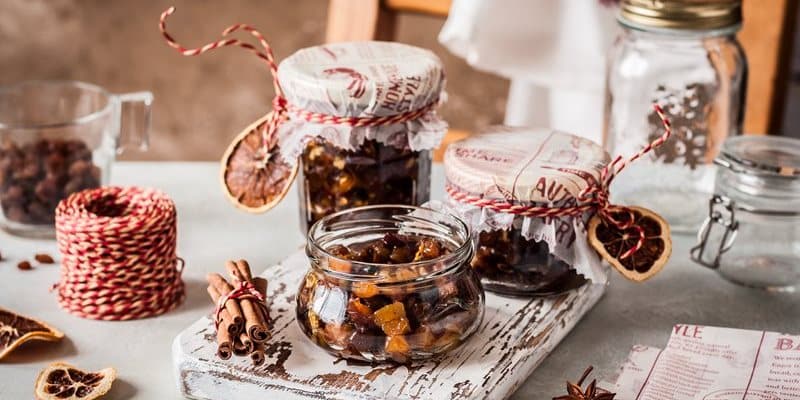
[0,138,101,225]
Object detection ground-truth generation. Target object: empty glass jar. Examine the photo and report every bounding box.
[691,136,800,291]
[297,205,484,363]
[605,0,747,233]
[0,81,151,237]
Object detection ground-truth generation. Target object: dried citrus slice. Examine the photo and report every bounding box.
[0,307,63,360]
[588,206,672,282]
[35,362,116,400]
[220,113,298,213]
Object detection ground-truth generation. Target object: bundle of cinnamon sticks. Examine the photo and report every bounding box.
[206,259,271,366]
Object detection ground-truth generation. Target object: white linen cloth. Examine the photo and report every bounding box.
[439,0,619,142]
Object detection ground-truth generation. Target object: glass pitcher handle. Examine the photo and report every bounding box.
[116,91,153,153]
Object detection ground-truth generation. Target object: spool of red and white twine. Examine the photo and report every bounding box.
[54,186,185,321]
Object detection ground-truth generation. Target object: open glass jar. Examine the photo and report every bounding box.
[274,42,447,232]
[605,0,747,233]
[443,127,609,296]
[0,81,151,237]
[297,205,484,363]
[691,136,800,292]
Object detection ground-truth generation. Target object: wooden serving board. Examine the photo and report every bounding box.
[172,251,606,400]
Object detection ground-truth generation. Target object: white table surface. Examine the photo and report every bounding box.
[0,162,798,400]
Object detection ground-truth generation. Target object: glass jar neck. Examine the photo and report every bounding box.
[620,23,740,40]
[716,167,800,212]
[306,205,473,283]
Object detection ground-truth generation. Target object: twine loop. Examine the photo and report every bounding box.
[54,186,185,321]
[159,6,440,153]
[447,104,672,260]
[213,281,267,328]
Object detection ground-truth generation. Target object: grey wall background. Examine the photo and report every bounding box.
[2,1,797,160]
[0,0,508,160]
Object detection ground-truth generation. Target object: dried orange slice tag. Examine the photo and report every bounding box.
[35,362,116,400]
[220,113,298,213]
[588,206,672,282]
[0,307,63,360]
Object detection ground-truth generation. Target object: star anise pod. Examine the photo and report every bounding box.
[553,366,616,400]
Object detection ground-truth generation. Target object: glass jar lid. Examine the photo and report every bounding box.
[444,127,610,205]
[619,0,742,32]
[717,136,800,178]
[277,41,445,118]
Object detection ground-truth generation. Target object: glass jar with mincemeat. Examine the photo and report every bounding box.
[297,205,484,363]
[275,41,447,232]
[444,127,610,296]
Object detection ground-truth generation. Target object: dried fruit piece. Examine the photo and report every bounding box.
[220,114,298,213]
[385,335,410,363]
[0,307,63,360]
[413,238,443,261]
[34,362,115,400]
[17,260,32,270]
[35,253,55,264]
[373,302,410,336]
[322,323,353,348]
[352,281,379,298]
[588,206,671,282]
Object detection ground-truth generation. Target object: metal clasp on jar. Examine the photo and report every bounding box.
[691,195,739,269]
[691,194,800,269]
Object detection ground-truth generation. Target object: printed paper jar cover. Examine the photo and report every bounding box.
[277,41,445,118]
[444,127,611,205]
[275,41,448,162]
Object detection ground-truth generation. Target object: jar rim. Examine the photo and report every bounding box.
[716,136,800,179]
[306,205,473,282]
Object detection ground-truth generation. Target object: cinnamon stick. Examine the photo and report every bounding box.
[251,341,265,366]
[216,324,233,360]
[207,273,244,333]
[233,332,253,357]
[206,285,234,359]
[206,285,241,336]
[234,259,253,281]
[253,277,271,328]
[225,260,269,343]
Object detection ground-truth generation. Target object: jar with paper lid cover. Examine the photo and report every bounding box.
[692,136,800,292]
[276,41,447,232]
[443,127,610,296]
[605,0,747,233]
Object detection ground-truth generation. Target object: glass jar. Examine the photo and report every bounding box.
[691,136,800,292]
[605,0,747,233]
[0,80,151,238]
[275,41,447,232]
[296,205,484,363]
[443,127,609,296]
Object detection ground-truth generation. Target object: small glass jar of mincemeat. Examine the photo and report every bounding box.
[275,41,447,232]
[443,127,610,296]
[297,205,484,364]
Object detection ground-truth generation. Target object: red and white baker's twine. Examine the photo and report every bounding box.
[214,281,268,328]
[448,104,672,260]
[54,186,184,321]
[159,6,438,151]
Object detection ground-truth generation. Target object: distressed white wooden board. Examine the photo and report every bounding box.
[173,250,606,400]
